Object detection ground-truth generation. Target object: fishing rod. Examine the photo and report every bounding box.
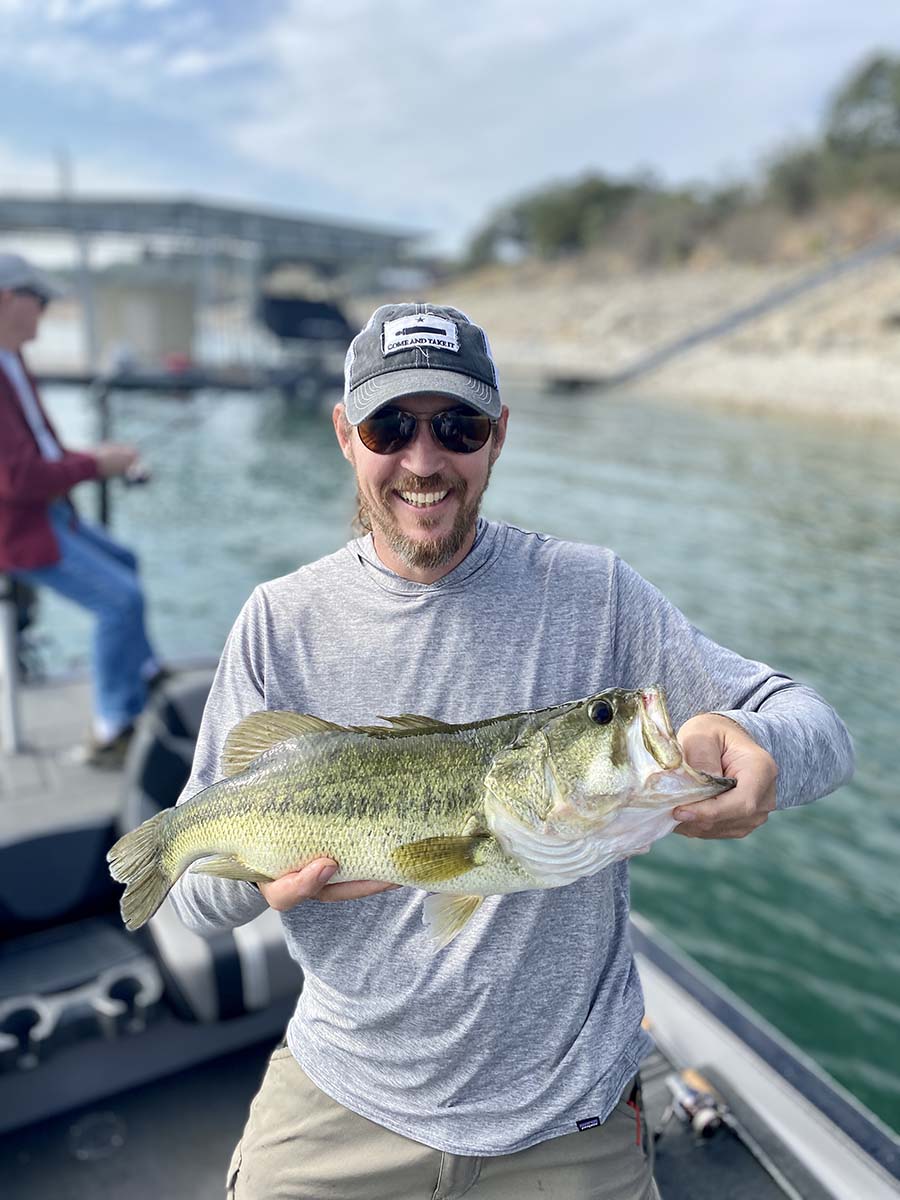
[85,381,206,487]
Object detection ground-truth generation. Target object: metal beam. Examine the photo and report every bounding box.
[0,194,417,267]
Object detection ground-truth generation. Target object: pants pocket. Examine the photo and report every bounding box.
[612,1075,651,1164]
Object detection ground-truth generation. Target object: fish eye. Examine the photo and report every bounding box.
[588,698,614,726]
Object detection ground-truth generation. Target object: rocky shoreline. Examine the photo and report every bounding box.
[414,254,900,426]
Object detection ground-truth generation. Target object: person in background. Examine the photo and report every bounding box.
[0,252,163,767]
[170,302,854,1199]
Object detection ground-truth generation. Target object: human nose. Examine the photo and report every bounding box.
[397,417,447,475]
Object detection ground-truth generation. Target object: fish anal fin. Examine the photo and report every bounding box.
[423,894,484,950]
[391,834,490,883]
[222,710,348,776]
[189,854,274,883]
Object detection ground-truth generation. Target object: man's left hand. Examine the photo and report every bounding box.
[672,714,777,839]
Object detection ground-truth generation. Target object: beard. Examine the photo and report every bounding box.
[357,465,493,572]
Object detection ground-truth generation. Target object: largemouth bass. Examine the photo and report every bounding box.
[108,686,734,948]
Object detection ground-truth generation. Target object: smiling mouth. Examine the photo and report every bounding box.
[397,489,450,508]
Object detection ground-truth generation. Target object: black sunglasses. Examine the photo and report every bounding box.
[357,405,495,455]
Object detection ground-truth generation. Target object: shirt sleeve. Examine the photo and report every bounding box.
[166,588,271,935]
[609,557,855,808]
[0,449,99,503]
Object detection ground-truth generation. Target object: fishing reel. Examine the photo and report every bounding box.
[658,1068,727,1140]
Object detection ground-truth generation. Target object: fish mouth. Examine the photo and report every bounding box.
[635,687,735,799]
[638,687,682,770]
[643,765,736,799]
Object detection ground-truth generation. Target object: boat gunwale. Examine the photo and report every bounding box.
[630,914,900,1183]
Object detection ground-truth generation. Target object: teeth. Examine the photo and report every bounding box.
[399,490,448,507]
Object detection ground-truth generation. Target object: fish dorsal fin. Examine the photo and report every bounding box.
[382,714,456,731]
[222,710,348,776]
[349,714,457,737]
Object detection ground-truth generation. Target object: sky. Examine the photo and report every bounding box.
[0,0,897,255]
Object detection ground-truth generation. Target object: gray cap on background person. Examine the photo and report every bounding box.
[343,302,501,425]
[0,253,65,302]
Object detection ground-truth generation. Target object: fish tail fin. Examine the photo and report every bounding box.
[107,810,175,931]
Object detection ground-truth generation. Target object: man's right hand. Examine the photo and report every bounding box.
[258,858,398,911]
[91,442,140,479]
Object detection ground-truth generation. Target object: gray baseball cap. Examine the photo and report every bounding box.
[343,302,501,425]
[0,253,65,302]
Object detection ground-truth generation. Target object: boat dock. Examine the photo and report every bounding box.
[0,675,121,846]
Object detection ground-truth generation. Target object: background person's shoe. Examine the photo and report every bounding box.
[80,724,135,770]
[147,666,175,695]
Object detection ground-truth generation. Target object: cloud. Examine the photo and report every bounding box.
[0,0,897,252]
[166,44,258,79]
[44,0,128,24]
[0,136,175,195]
[219,0,898,246]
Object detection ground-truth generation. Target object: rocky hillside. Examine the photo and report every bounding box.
[399,247,900,424]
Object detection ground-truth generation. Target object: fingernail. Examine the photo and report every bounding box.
[674,810,695,822]
[317,863,338,884]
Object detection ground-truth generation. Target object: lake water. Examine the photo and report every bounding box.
[33,381,900,1134]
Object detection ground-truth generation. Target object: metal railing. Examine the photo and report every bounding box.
[0,573,22,753]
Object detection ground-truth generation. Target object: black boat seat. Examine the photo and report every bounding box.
[119,671,303,1023]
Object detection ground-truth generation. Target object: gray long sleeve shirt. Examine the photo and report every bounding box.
[168,519,854,1155]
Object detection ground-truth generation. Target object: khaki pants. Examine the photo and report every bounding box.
[226,1045,660,1200]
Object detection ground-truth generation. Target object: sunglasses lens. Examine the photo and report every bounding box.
[432,409,493,453]
[356,406,493,454]
[357,408,416,455]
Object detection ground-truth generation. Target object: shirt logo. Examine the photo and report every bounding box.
[382,313,459,357]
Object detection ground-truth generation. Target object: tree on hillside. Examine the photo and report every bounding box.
[464,174,643,265]
[765,145,826,214]
[461,53,900,270]
[826,53,900,156]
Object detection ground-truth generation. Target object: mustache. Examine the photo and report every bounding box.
[385,473,462,494]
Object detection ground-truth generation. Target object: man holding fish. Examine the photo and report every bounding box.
[141,303,853,1198]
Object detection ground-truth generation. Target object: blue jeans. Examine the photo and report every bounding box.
[14,503,158,738]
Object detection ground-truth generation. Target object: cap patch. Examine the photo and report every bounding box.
[382,313,459,357]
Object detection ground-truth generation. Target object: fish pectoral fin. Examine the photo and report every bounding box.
[222,710,348,776]
[189,854,275,883]
[422,894,484,950]
[391,835,491,884]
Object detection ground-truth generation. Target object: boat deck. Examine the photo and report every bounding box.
[0,1036,821,1199]
[0,675,122,846]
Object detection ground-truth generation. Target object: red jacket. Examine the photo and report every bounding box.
[0,356,98,571]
